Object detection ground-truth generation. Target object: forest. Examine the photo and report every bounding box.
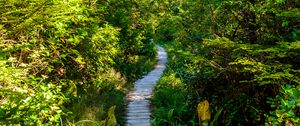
[0,0,299,126]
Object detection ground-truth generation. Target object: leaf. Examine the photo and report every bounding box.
[106,106,117,126]
[167,109,174,120]
[197,100,211,122]
[276,0,285,4]
[210,107,223,126]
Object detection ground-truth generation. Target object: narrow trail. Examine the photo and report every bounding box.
[125,45,167,126]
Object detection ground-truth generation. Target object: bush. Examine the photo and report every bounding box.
[265,85,300,125]
[152,73,194,126]
[0,0,157,125]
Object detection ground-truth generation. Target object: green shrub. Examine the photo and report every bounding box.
[0,0,157,125]
[152,74,193,126]
[266,84,300,125]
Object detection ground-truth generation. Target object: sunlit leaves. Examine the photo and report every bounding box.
[275,0,285,4]
[1,0,157,125]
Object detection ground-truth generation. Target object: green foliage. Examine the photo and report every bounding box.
[190,38,299,125]
[0,71,67,125]
[0,0,157,125]
[152,72,193,126]
[67,106,117,126]
[151,44,202,126]
[153,36,300,125]
[266,85,300,125]
[2,0,300,125]
[152,0,300,125]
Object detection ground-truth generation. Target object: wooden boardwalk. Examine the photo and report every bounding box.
[126,46,167,126]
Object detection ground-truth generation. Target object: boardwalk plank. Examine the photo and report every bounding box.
[125,45,167,126]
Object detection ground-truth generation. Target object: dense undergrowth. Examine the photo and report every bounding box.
[0,0,156,125]
[152,0,300,125]
[1,0,300,125]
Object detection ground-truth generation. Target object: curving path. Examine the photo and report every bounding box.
[126,45,167,126]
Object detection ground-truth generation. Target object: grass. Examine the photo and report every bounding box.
[64,49,158,126]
